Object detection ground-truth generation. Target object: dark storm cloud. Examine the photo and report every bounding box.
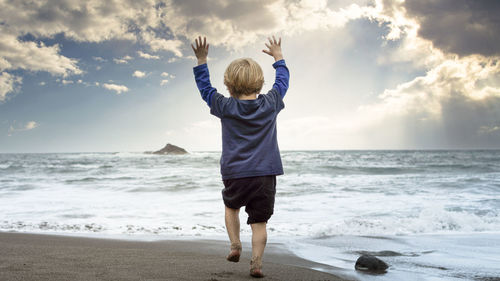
[404,0,500,56]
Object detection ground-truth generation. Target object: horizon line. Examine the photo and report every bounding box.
[2,148,500,154]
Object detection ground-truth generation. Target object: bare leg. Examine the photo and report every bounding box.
[225,206,241,262]
[250,222,267,277]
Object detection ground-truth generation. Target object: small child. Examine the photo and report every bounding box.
[192,36,289,278]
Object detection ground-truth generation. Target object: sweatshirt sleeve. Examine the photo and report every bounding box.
[193,63,228,118]
[193,63,217,106]
[272,59,290,99]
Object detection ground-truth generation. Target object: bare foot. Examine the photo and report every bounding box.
[250,268,264,278]
[250,256,264,278]
[226,242,241,262]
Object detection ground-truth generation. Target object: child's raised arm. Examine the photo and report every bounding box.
[192,36,217,107]
[263,36,288,98]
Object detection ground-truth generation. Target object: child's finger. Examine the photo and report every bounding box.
[203,37,206,47]
[198,36,202,47]
[268,37,273,45]
[191,44,196,52]
[272,35,277,44]
[262,49,271,56]
[278,37,281,46]
[265,43,271,49]
[206,43,209,51]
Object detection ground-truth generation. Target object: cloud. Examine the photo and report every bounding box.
[356,1,500,148]
[0,0,370,87]
[0,1,139,42]
[0,27,81,76]
[160,72,175,85]
[161,72,175,78]
[360,57,500,116]
[24,121,38,130]
[0,72,22,102]
[0,0,372,70]
[113,55,133,64]
[165,0,369,49]
[478,126,500,135]
[92,56,106,62]
[102,83,129,94]
[132,70,146,78]
[137,51,160,60]
[404,0,500,56]
[166,0,279,48]
[0,57,10,71]
[141,32,183,56]
[7,120,38,136]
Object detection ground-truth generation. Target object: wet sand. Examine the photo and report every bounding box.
[0,232,353,281]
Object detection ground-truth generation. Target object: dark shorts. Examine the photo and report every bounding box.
[222,175,276,225]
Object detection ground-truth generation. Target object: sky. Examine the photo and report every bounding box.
[1,0,499,152]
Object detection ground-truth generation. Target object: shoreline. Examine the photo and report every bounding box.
[0,231,354,281]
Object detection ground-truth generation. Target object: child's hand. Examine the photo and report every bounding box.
[191,36,209,65]
[262,36,283,62]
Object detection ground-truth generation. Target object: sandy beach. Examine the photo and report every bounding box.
[0,232,352,281]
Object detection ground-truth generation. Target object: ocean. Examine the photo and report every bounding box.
[1,150,499,280]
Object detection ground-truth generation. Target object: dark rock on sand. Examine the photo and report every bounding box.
[146,143,188,155]
[355,255,388,273]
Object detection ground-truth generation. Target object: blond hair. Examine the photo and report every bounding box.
[224,58,264,98]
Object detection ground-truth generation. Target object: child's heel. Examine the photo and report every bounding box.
[226,242,242,262]
[250,256,264,278]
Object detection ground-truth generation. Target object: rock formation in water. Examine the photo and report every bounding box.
[355,255,388,273]
[145,143,188,155]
